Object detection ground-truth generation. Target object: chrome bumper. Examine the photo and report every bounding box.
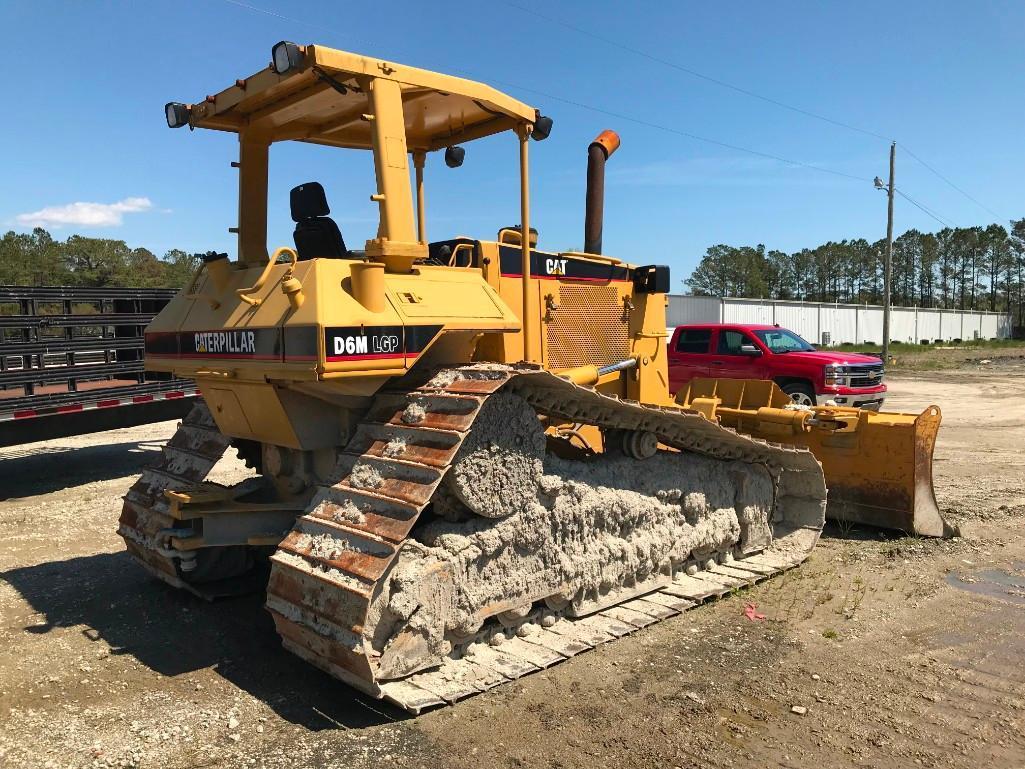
[816,393,885,410]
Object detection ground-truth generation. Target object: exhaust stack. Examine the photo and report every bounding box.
[584,129,621,254]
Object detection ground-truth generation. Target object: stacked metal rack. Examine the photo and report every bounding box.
[0,285,196,447]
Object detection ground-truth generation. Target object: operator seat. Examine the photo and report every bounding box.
[290,182,348,260]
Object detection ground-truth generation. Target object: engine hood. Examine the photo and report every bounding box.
[773,350,882,366]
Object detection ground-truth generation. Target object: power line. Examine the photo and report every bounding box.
[501,0,892,142]
[898,143,1005,221]
[215,0,975,208]
[489,79,872,183]
[503,1,1007,224]
[216,0,369,45]
[213,0,870,184]
[895,188,955,229]
[218,0,1003,220]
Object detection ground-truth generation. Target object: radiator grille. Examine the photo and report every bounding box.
[848,362,885,387]
[545,285,630,370]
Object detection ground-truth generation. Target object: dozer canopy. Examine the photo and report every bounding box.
[165,41,552,285]
[171,43,540,151]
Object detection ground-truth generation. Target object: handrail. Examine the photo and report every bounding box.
[448,242,475,267]
[497,227,537,247]
[237,247,298,307]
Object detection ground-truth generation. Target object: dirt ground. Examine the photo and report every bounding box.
[2,361,1024,769]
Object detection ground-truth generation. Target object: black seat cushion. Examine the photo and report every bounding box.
[290,182,348,260]
[294,218,347,261]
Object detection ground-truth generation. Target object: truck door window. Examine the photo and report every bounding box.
[675,329,712,353]
[716,330,749,355]
[752,328,815,353]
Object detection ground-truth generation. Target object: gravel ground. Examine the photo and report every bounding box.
[1,361,1023,769]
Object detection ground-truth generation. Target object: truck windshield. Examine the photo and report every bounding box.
[753,328,815,353]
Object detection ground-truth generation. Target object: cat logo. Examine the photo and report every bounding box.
[545,258,568,276]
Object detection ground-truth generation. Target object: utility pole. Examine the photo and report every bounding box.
[876,142,896,364]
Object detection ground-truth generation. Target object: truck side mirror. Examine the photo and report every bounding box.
[739,343,761,356]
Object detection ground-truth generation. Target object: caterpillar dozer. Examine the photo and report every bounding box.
[120,41,827,713]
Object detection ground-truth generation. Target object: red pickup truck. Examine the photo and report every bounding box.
[667,323,886,409]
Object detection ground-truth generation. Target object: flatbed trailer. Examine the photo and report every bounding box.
[0,285,197,447]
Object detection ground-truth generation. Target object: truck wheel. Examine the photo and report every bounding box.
[781,383,816,407]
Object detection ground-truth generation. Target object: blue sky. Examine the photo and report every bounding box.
[2,0,1022,287]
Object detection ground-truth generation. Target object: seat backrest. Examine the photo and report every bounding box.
[290,182,348,260]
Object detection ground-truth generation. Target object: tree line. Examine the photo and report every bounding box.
[6,221,1025,328]
[0,228,200,289]
[686,219,1025,327]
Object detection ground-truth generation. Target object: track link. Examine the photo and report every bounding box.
[117,401,232,591]
[377,548,804,713]
[266,368,511,691]
[265,365,826,712]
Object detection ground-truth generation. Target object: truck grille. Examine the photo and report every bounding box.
[848,362,884,388]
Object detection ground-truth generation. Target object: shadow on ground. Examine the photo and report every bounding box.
[820,518,918,542]
[0,439,165,500]
[0,550,405,729]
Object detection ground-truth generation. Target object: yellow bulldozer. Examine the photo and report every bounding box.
[119,42,936,713]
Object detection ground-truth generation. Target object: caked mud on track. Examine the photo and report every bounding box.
[259,365,826,711]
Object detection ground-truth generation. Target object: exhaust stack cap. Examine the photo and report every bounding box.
[590,129,620,158]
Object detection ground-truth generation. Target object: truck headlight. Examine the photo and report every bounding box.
[824,364,849,386]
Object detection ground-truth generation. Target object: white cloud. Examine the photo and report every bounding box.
[15,197,154,228]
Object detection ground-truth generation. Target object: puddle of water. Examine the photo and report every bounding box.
[947,565,1025,606]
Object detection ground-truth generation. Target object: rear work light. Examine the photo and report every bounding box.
[165,102,191,129]
[272,41,303,75]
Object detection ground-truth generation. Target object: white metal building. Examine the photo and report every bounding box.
[668,296,1012,345]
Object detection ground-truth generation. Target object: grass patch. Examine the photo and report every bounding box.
[817,339,1025,372]
[824,338,1022,352]
[822,629,839,640]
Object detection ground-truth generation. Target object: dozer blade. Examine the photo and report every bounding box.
[676,378,948,537]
